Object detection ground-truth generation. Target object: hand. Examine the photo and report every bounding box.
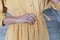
[50,0,60,4]
[17,13,36,24]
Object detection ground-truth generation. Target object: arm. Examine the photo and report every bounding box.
[3,0,36,25]
[3,14,36,25]
[3,17,18,25]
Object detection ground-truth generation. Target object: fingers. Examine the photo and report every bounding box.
[24,14,36,24]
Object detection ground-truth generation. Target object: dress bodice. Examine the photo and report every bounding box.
[5,0,48,17]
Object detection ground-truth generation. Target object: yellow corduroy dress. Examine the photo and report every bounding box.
[0,0,60,40]
[5,0,50,40]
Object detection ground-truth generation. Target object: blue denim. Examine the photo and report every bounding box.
[43,8,60,40]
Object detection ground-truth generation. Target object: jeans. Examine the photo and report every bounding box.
[43,8,60,40]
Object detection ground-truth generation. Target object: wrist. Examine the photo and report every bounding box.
[15,17,24,23]
[14,17,21,23]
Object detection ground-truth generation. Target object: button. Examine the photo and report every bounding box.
[29,2,33,7]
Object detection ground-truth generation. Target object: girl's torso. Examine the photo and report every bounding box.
[5,0,48,17]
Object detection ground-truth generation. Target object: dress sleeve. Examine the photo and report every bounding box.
[0,13,6,26]
[0,0,6,26]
